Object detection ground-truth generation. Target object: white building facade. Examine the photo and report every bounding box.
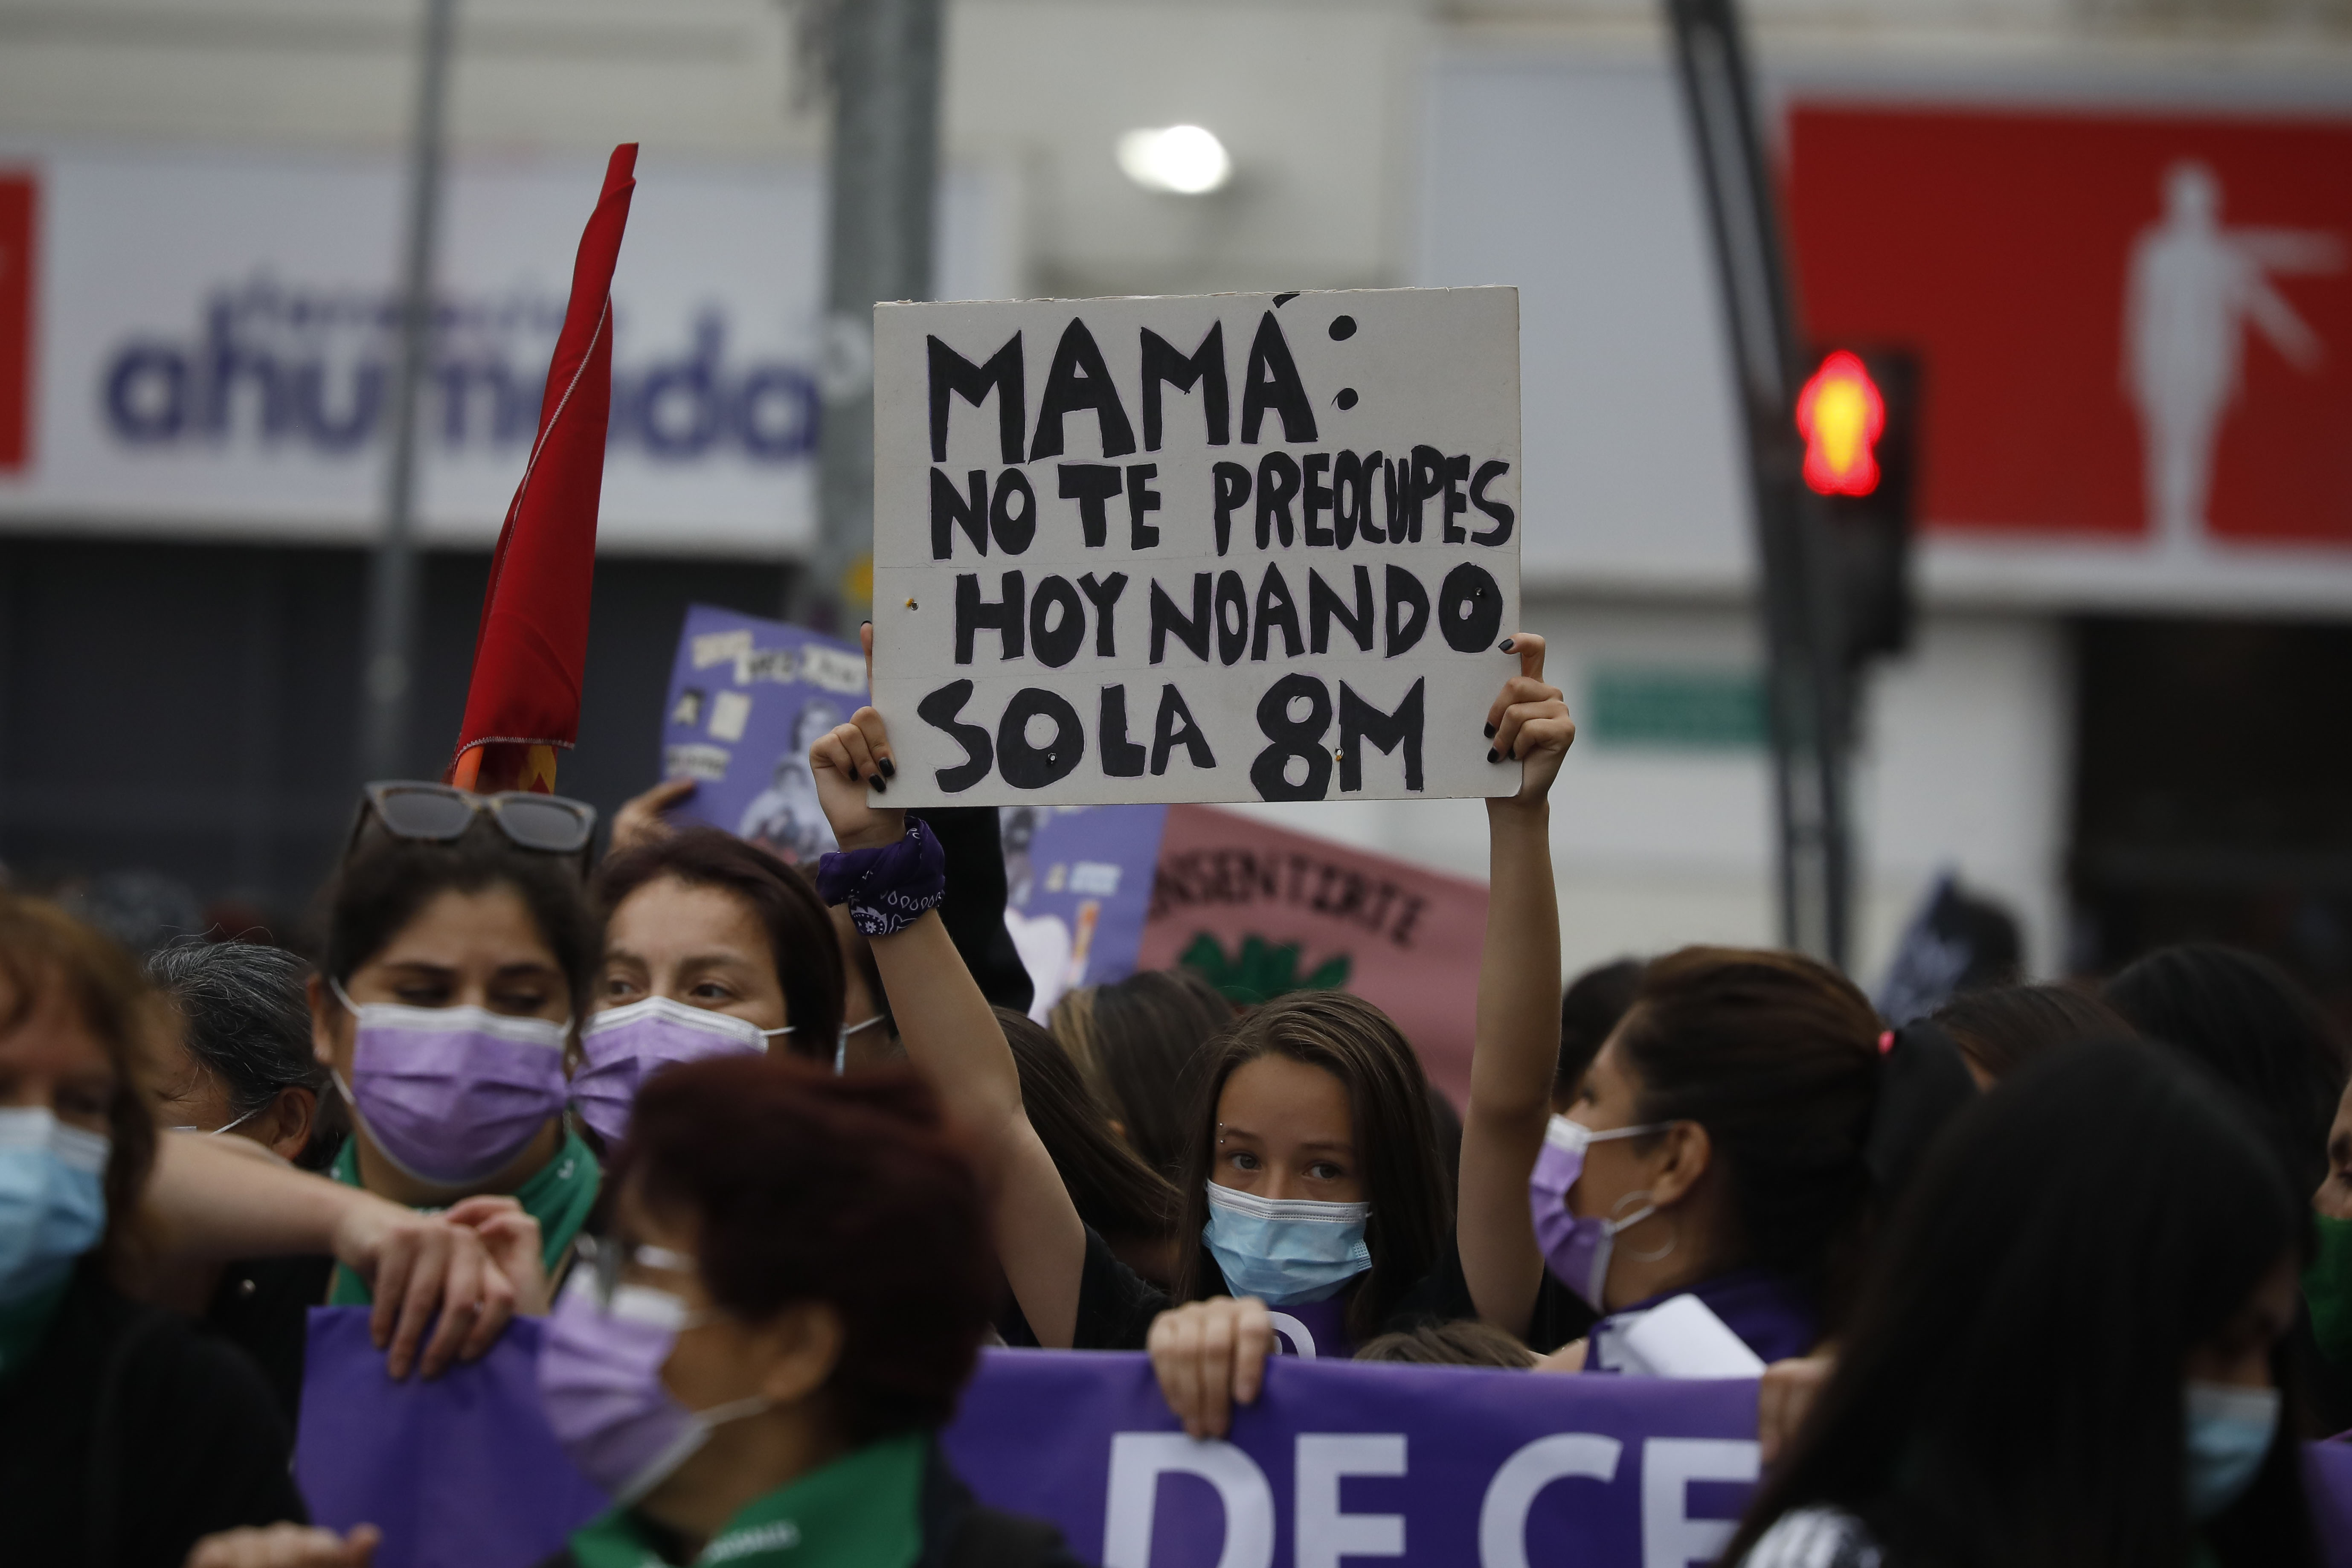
[0,0,2345,984]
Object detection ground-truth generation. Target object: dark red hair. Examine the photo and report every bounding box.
[611,1056,997,1442]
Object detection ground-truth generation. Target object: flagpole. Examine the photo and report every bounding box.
[793,0,944,633]
[358,0,456,784]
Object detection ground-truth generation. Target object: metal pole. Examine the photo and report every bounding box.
[792,0,944,632]
[358,0,455,783]
[1662,0,1852,966]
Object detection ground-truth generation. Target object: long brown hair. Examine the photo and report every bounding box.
[997,1007,1180,1246]
[1049,967,1232,1179]
[1934,982,2128,1086]
[1612,946,1882,1301]
[0,894,164,1274]
[1172,991,1448,1342]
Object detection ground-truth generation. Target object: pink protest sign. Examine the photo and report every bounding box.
[1139,803,1488,1105]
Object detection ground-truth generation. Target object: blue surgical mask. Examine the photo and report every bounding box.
[2184,1380,2279,1521]
[1201,1183,1371,1306]
[0,1107,110,1304]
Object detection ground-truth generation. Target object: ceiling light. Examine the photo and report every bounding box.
[1116,125,1232,196]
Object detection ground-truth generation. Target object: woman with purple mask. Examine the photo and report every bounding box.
[1466,946,1886,1374]
[309,807,604,1307]
[574,829,849,1148]
[532,1054,1080,1568]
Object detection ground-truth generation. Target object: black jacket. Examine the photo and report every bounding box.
[534,1439,1089,1568]
[201,1251,335,1426]
[0,1260,306,1568]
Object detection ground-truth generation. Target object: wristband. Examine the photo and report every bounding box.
[816,819,947,936]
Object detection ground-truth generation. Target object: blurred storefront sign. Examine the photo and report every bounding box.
[0,145,1010,555]
[1788,106,2352,608]
[1423,58,2352,613]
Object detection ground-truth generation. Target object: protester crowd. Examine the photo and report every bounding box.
[0,627,2341,1568]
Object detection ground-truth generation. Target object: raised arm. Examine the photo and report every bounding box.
[809,645,1090,1347]
[143,1132,518,1378]
[1456,633,1575,1336]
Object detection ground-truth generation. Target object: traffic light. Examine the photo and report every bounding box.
[1797,346,1918,666]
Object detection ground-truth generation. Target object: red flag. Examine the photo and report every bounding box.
[447,143,637,793]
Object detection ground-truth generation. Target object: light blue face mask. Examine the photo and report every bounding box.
[0,1107,110,1305]
[1201,1182,1371,1306]
[2184,1380,2279,1521]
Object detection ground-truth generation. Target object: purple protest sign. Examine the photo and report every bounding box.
[941,1349,1763,1568]
[2313,1440,2352,1568]
[1001,804,1169,1019]
[658,604,868,868]
[296,1307,607,1568]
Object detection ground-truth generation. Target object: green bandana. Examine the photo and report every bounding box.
[567,1432,928,1568]
[327,1125,601,1306]
[0,1272,72,1385]
[2306,1211,2352,1365]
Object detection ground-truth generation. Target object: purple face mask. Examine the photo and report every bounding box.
[571,998,784,1146]
[334,981,570,1188]
[1527,1112,1670,1312]
[538,1262,767,1504]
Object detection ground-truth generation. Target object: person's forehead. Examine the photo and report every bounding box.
[0,985,118,1077]
[376,885,556,962]
[1220,1054,1354,1136]
[611,877,767,950]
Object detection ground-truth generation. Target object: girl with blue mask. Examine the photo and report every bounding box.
[1725,1041,2323,1568]
[804,625,1578,1439]
[311,808,605,1306]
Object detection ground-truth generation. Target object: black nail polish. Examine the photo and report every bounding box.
[1500,638,1515,652]
[1486,748,1499,764]
[872,776,887,793]
[1483,723,1496,739]
[879,757,897,778]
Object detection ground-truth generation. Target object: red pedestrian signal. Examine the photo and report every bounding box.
[1797,350,1886,497]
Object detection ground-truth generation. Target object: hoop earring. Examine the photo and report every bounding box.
[1613,1188,1678,1265]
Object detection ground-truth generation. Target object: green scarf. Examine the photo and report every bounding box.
[2307,1212,2352,1365]
[0,1271,72,1384]
[327,1126,601,1305]
[567,1432,928,1568]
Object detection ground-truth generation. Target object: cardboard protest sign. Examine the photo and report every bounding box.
[871,287,1522,808]
[656,604,866,866]
[1141,804,1490,1107]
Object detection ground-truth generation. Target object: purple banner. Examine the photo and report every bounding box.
[1001,804,1169,1019]
[290,1320,2352,1568]
[941,1349,1763,1568]
[296,1308,607,1568]
[658,604,868,868]
[2314,1440,2352,1568]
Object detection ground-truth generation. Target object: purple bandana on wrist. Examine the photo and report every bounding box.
[816,819,947,936]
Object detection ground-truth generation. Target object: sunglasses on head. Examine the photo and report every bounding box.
[348,781,600,865]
